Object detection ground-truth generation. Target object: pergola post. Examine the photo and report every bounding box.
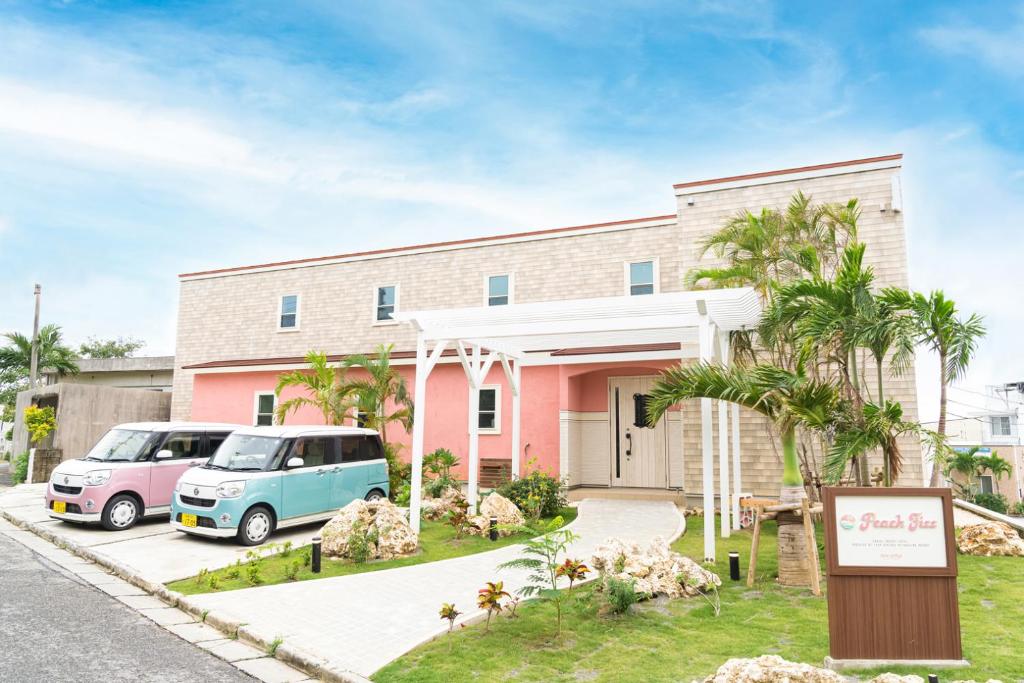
[467,344,481,514]
[409,335,429,533]
[697,300,715,562]
[501,354,522,479]
[717,329,731,538]
[731,402,742,531]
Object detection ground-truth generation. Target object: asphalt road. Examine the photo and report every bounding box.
[0,533,253,682]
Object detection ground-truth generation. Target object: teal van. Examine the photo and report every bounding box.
[170,426,388,545]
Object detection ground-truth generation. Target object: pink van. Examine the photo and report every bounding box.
[45,422,240,530]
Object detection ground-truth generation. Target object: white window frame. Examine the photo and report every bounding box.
[372,284,400,326]
[277,293,301,332]
[483,273,515,307]
[978,474,994,495]
[623,258,660,296]
[471,384,501,435]
[253,391,277,426]
[988,414,1014,439]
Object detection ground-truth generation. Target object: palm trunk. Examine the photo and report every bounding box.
[777,427,813,587]
[875,357,885,405]
[849,349,870,486]
[929,353,948,487]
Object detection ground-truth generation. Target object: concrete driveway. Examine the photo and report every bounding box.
[0,484,327,583]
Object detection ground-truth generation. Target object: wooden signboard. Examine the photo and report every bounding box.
[821,487,965,668]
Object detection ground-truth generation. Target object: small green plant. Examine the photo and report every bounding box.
[245,549,262,565]
[476,581,511,633]
[11,451,29,485]
[194,568,209,585]
[23,405,56,445]
[424,448,460,498]
[606,576,639,615]
[507,596,521,618]
[284,559,301,581]
[226,560,242,580]
[973,492,1009,514]
[201,609,210,622]
[613,554,626,574]
[1010,500,1024,516]
[555,558,590,591]
[439,602,462,632]
[497,458,566,519]
[498,516,579,635]
[301,547,312,567]
[680,574,721,617]
[267,636,283,656]
[444,497,471,539]
[348,520,378,564]
[279,541,293,558]
[246,562,264,586]
[207,575,221,591]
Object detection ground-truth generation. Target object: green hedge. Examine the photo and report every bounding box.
[11,451,29,485]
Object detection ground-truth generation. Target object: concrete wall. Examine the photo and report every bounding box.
[12,384,172,460]
[44,356,175,391]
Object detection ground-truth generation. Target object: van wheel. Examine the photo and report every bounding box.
[102,494,140,531]
[237,506,274,546]
[365,489,387,502]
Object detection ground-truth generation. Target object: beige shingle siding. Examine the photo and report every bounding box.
[173,162,922,493]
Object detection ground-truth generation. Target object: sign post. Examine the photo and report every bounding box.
[822,487,968,670]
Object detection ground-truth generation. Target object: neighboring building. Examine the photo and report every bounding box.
[171,154,922,501]
[43,356,174,391]
[946,382,1024,506]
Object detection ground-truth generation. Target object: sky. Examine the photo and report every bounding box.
[0,0,1022,424]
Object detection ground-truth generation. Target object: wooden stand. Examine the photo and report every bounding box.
[743,497,822,595]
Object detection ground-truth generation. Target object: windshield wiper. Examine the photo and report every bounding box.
[229,467,263,471]
[203,463,225,470]
[83,457,102,461]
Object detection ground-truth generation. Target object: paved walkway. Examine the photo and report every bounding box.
[188,498,684,677]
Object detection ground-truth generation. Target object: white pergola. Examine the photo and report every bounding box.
[395,287,762,561]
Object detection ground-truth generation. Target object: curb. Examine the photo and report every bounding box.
[0,507,371,682]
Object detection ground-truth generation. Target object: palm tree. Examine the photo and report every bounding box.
[883,290,985,486]
[340,343,414,445]
[976,451,1012,494]
[943,447,983,498]
[825,400,918,487]
[274,350,354,425]
[647,361,840,587]
[0,324,79,380]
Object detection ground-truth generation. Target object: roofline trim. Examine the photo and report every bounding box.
[673,154,903,193]
[178,214,677,281]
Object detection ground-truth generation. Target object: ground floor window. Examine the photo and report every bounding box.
[475,386,500,433]
[978,474,994,494]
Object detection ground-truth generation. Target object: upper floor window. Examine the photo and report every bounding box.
[990,415,1014,437]
[254,392,276,426]
[375,285,397,323]
[487,274,512,306]
[279,294,299,330]
[627,260,657,296]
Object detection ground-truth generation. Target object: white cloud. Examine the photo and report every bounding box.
[919,10,1024,76]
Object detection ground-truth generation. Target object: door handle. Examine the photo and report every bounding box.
[625,431,632,458]
[316,469,328,476]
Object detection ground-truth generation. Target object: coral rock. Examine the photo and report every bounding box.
[957,522,1024,557]
[467,491,526,537]
[702,656,844,682]
[421,486,466,521]
[320,499,418,561]
[591,536,720,599]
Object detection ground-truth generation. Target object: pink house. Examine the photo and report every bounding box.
[172,154,922,555]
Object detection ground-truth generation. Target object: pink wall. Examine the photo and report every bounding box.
[190,359,679,480]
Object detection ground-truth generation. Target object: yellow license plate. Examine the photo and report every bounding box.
[52,501,66,514]
[181,513,198,528]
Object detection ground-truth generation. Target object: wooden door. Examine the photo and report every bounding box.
[609,377,668,488]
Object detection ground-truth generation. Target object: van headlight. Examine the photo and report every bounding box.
[83,470,111,487]
[174,480,182,493]
[215,481,245,498]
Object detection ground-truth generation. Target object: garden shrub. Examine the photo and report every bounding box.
[973,492,1009,515]
[423,448,460,498]
[384,442,411,502]
[1010,500,1024,517]
[23,405,56,444]
[606,576,639,615]
[11,451,29,485]
[497,461,566,519]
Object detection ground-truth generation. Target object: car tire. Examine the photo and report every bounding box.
[365,488,387,502]
[237,506,274,546]
[101,494,140,531]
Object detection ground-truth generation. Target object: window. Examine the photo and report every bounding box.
[290,437,335,468]
[978,474,994,495]
[990,415,1013,437]
[340,435,383,462]
[354,411,368,429]
[627,260,656,296]
[475,386,500,433]
[486,274,512,306]
[206,432,230,456]
[279,294,299,330]
[254,392,276,426]
[375,285,397,323]
[161,433,202,459]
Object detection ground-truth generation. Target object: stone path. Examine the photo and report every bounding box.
[188,498,685,677]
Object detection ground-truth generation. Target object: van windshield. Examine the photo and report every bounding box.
[206,434,282,472]
[83,429,157,462]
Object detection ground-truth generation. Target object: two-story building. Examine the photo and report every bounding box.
[171,154,923,507]
[947,382,1024,507]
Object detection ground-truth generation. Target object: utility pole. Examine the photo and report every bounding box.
[28,284,41,389]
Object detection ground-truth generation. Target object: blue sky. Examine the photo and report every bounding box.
[1,1,1022,421]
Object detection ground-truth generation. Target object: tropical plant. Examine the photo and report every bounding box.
[647,361,840,587]
[496,460,566,519]
[1009,500,1024,517]
[605,576,639,615]
[274,350,353,425]
[439,602,462,633]
[498,516,580,635]
[824,400,919,486]
[23,405,56,445]
[973,492,1009,515]
[554,558,590,591]
[976,452,1013,494]
[443,497,471,539]
[341,343,414,445]
[476,581,510,633]
[882,289,985,486]
[423,448,460,497]
[0,324,79,379]
[943,447,984,498]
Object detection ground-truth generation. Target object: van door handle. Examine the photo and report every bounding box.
[316,469,328,476]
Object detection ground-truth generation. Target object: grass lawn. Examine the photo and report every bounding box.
[373,516,1024,682]
[168,507,578,595]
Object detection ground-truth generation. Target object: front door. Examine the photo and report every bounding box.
[609,376,668,488]
[281,436,337,519]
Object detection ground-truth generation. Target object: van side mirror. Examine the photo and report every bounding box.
[155,449,173,460]
[286,457,305,469]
